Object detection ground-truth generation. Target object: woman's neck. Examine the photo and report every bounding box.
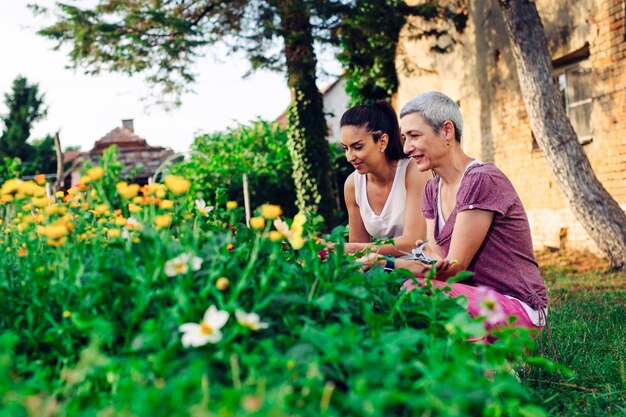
[434,149,473,186]
[367,159,398,185]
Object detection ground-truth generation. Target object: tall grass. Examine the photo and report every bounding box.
[530,269,626,416]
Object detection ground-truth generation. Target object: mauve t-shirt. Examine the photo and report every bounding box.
[423,162,548,310]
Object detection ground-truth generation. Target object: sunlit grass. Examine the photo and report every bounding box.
[530,269,626,416]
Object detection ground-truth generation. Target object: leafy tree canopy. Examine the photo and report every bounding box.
[321,0,467,105]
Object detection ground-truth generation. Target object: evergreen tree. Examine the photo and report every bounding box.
[0,76,47,163]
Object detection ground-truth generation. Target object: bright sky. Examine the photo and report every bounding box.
[0,2,337,153]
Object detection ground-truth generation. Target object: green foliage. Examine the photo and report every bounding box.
[0,163,555,414]
[172,119,298,216]
[0,75,56,175]
[23,134,57,175]
[326,1,468,105]
[0,157,23,183]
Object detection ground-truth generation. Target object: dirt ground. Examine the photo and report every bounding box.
[534,248,610,273]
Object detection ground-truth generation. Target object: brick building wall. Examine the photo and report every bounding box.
[397,0,626,256]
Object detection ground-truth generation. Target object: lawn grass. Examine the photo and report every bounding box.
[528,266,626,416]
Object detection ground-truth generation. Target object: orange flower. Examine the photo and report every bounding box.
[216,277,230,291]
[34,174,46,185]
[17,248,27,257]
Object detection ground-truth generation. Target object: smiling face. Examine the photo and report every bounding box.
[340,125,387,174]
[400,112,451,172]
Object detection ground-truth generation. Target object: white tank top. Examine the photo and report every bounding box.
[354,158,410,239]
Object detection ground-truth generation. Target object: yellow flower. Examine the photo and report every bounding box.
[273,213,306,250]
[226,201,238,210]
[47,236,66,247]
[155,214,173,229]
[260,204,282,220]
[63,310,71,318]
[291,212,307,235]
[249,216,265,230]
[216,277,230,291]
[31,196,52,208]
[0,179,23,195]
[107,229,121,238]
[290,235,304,250]
[18,181,45,197]
[81,175,93,184]
[44,205,67,216]
[164,175,191,195]
[87,166,104,181]
[268,230,282,241]
[39,224,69,239]
[128,203,142,213]
[116,182,140,199]
[92,204,109,217]
[0,194,14,204]
[22,214,36,224]
[115,217,128,227]
[160,199,174,210]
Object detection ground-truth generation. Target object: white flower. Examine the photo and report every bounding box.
[179,306,229,347]
[476,287,507,326]
[164,253,203,277]
[122,217,142,239]
[235,310,270,331]
[127,217,141,229]
[195,199,214,216]
[273,218,293,239]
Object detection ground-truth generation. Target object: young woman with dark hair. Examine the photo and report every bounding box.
[339,101,429,256]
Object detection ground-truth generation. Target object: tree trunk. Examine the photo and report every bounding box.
[274,0,337,226]
[497,0,626,270]
[53,130,63,192]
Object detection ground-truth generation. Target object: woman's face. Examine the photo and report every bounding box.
[340,125,386,174]
[400,113,448,172]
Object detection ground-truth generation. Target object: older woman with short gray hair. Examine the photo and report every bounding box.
[375,91,548,333]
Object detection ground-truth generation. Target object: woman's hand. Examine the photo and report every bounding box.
[355,252,383,271]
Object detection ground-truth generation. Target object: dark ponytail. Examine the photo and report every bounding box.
[340,101,406,163]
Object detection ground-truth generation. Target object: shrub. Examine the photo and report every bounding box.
[172,119,298,217]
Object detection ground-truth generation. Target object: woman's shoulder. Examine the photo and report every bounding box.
[344,171,357,191]
[464,162,511,185]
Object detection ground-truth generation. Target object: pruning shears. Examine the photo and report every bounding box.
[398,240,436,265]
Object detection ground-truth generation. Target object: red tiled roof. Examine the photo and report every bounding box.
[92,127,148,151]
[63,150,83,164]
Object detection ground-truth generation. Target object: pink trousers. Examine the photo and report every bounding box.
[403,278,542,330]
